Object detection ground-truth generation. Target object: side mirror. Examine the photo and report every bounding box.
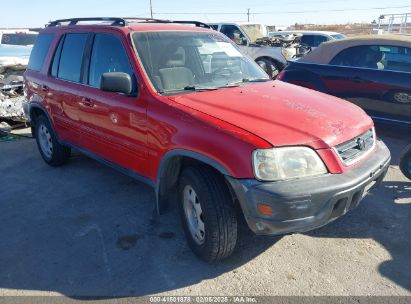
[240,37,248,46]
[100,72,132,95]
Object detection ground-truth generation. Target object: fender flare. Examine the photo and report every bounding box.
[28,103,54,138]
[155,149,231,214]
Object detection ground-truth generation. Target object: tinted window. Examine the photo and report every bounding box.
[301,35,328,47]
[51,36,64,77]
[88,34,134,88]
[220,25,246,45]
[331,45,411,72]
[1,33,38,46]
[210,25,219,30]
[58,33,88,82]
[27,33,53,71]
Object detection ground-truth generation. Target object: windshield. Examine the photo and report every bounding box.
[240,24,265,41]
[132,31,269,95]
[1,33,38,46]
[331,34,346,40]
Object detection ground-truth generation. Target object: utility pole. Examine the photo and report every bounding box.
[247,8,250,22]
[150,0,153,18]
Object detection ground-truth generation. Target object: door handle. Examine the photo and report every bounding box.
[80,97,94,107]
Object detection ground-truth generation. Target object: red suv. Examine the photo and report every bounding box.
[24,18,391,262]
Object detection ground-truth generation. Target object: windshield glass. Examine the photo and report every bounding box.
[240,24,265,41]
[132,31,269,95]
[331,34,346,40]
[1,33,38,46]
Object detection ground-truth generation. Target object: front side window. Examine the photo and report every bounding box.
[88,34,135,88]
[220,25,247,46]
[57,33,88,82]
[133,31,269,95]
[27,33,53,71]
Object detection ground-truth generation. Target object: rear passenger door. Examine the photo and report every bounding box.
[47,32,89,145]
[78,32,149,175]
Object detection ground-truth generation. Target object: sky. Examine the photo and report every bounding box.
[1,0,411,28]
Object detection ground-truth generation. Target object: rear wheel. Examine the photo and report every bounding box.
[178,166,237,262]
[388,91,411,104]
[399,144,411,180]
[35,115,71,166]
[256,58,279,79]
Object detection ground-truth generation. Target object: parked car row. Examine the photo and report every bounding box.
[24,17,391,262]
[278,35,411,129]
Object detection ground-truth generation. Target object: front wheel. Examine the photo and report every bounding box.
[399,144,411,180]
[178,166,238,262]
[256,58,279,79]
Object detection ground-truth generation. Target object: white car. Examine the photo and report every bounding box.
[209,22,287,78]
[0,30,38,47]
[269,30,346,59]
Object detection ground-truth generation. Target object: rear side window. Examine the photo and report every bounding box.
[88,34,134,88]
[301,35,328,47]
[57,33,88,82]
[27,33,53,71]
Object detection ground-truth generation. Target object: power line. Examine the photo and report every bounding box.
[153,5,411,15]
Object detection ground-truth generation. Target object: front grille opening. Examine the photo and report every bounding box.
[335,128,375,165]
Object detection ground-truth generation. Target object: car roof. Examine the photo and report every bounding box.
[41,22,214,34]
[270,30,341,36]
[301,34,411,64]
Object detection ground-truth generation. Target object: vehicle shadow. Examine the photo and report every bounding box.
[304,180,411,292]
[0,141,280,297]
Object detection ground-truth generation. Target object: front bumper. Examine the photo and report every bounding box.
[227,140,391,235]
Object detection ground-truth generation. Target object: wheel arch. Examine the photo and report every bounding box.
[255,56,285,71]
[155,149,234,214]
[28,104,53,138]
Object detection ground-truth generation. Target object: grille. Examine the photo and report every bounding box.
[334,128,375,165]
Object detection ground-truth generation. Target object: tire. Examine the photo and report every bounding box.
[34,115,71,166]
[399,144,411,180]
[387,91,411,104]
[178,166,237,262]
[256,58,280,79]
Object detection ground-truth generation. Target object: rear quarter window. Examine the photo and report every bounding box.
[27,33,54,71]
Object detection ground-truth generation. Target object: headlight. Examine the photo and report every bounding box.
[281,48,291,58]
[252,147,327,181]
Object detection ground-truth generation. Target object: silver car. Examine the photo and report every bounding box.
[209,22,287,78]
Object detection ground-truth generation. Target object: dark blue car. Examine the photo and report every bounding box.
[278,35,411,132]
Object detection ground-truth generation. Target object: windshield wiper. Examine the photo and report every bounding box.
[183,85,218,91]
[241,78,271,83]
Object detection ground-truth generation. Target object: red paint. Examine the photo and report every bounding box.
[25,23,376,183]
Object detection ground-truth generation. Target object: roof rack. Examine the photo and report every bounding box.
[47,17,127,27]
[47,17,211,29]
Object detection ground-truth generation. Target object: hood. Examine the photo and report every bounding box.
[168,81,373,149]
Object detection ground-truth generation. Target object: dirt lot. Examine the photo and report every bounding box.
[0,128,410,298]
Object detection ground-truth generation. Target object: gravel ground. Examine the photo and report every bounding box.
[0,129,409,298]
